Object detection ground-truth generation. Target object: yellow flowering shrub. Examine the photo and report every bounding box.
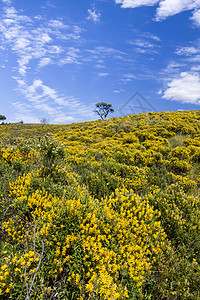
[0,110,200,299]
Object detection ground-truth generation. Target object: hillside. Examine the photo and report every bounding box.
[0,110,200,299]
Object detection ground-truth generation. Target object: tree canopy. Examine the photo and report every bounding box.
[0,115,6,121]
[94,102,114,120]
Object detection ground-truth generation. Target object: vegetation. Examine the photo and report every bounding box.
[0,115,6,122]
[40,118,48,125]
[94,102,114,119]
[0,110,200,299]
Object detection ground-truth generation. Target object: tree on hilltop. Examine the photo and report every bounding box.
[40,118,48,125]
[0,115,6,121]
[94,102,114,120]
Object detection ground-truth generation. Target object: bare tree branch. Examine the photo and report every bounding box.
[25,238,45,300]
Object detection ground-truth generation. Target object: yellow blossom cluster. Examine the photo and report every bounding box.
[1,167,167,298]
[0,145,36,164]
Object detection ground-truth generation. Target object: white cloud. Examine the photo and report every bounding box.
[188,54,200,62]
[119,73,136,84]
[38,57,52,68]
[4,7,32,23]
[175,40,200,64]
[98,72,109,77]
[113,89,125,93]
[115,0,159,9]
[17,79,67,109]
[11,101,41,123]
[191,65,200,71]
[124,73,136,79]
[2,0,13,4]
[48,19,69,29]
[0,1,101,124]
[87,9,101,23]
[120,78,132,84]
[0,4,83,76]
[128,38,160,54]
[14,78,96,122]
[131,28,161,42]
[176,45,200,56]
[146,33,161,41]
[115,0,200,25]
[161,62,186,79]
[53,115,74,123]
[129,39,154,48]
[41,33,52,43]
[45,1,56,9]
[163,72,200,104]
[95,63,106,68]
[156,0,200,21]
[84,46,127,70]
[58,47,80,65]
[128,29,161,55]
[87,46,126,59]
[191,9,200,25]
[34,102,56,115]
[142,32,161,41]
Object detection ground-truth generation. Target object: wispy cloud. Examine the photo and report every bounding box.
[95,63,106,69]
[38,57,52,68]
[87,8,101,23]
[128,28,161,55]
[2,0,13,4]
[113,88,125,93]
[129,39,154,48]
[11,101,41,123]
[58,47,81,65]
[176,46,200,56]
[53,115,74,123]
[98,72,109,77]
[174,39,200,70]
[86,46,127,69]
[142,32,161,42]
[0,3,83,76]
[175,40,200,65]
[157,89,162,95]
[14,78,95,123]
[47,19,69,29]
[0,0,97,123]
[119,73,136,84]
[128,38,160,54]
[115,0,159,9]
[87,46,126,56]
[131,28,161,42]
[83,46,128,73]
[162,62,186,76]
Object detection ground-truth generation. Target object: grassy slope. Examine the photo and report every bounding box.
[0,110,200,299]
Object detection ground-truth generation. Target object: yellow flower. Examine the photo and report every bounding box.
[1,265,7,271]
[15,268,20,273]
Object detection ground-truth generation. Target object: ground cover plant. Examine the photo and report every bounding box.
[0,110,200,299]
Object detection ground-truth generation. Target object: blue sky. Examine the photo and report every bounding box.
[0,0,200,123]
